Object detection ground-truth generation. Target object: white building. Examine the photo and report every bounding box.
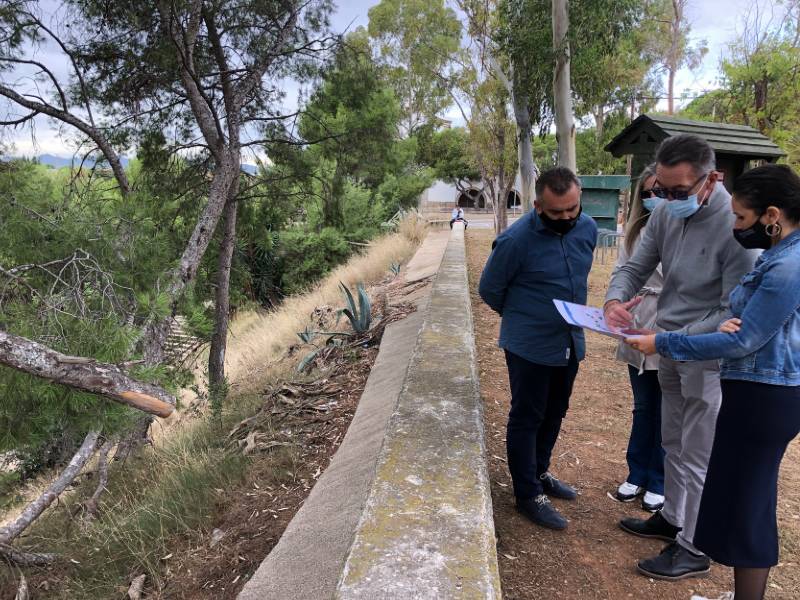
[418,174,524,213]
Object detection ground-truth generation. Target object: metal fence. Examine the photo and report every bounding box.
[595,229,624,264]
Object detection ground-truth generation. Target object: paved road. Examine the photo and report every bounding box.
[427,212,523,230]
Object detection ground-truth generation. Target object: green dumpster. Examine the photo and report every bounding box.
[578,175,630,234]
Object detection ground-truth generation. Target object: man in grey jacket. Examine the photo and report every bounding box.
[604,134,757,581]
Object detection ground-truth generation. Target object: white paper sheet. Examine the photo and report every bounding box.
[553,299,632,340]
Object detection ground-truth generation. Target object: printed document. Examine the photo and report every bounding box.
[553,299,633,340]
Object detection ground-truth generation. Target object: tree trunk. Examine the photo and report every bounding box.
[667,0,683,116]
[667,66,676,115]
[208,179,239,407]
[140,152,240,365]
[594,105,605,142]
[512,90,536,213]
[489,55,536,214]
[0,431,100,545]
[552,0,577,171]
[0,330,175,417]
[491,170,509,234]
[324,163,345,229]
[754,77,768,133]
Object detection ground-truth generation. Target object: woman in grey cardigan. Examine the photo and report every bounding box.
[613,164,666,512]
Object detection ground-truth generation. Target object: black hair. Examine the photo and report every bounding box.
[535,166,581,198]
[733,163,800,223]
[655,134,716,176]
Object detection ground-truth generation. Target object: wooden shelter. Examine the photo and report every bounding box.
[605,114,786,191]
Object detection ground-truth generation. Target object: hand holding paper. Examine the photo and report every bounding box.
[625,334,658,355]
[553,300,633,340]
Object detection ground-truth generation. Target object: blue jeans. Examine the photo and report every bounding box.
[625,365,665,494]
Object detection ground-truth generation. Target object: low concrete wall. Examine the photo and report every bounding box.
[335,227,500,600]
[237,307,427,600]
[237,228,500,600]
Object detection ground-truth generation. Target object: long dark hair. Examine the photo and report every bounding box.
[733,163,800,222]
[625,163,657,254]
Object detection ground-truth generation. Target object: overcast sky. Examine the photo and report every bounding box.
[1,0,768,157]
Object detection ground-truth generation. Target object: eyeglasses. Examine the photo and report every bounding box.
[651,173,709,200]
[640,189,655,199]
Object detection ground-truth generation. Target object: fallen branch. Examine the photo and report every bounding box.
[0,543,57,567]
[0,330,175,417]
[84,439,113,519]
[0,430,100,546]
[14,571,28,600]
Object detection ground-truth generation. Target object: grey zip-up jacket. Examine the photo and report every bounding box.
[605,182,758,335]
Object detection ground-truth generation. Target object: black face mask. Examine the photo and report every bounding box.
[539,206,582,235]
[733,217,773,250]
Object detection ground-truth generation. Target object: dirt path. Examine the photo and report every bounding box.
[465,229,800,600]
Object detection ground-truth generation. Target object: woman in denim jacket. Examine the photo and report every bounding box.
[628,164,800,600]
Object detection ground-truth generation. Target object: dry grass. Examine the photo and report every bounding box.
[224,231,417,394]
[397,209,429,245]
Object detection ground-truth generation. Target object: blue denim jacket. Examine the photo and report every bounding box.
[655,229,800,386]
[479,210,597,366]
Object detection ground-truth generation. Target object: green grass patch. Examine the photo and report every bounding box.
[0,392,287,599]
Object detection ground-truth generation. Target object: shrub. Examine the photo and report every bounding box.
[277,227,351,294]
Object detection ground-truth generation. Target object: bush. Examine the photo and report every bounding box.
[277,227,351,294]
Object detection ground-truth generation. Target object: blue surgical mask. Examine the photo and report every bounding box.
[664,194,702,219]
[642,197,662,212]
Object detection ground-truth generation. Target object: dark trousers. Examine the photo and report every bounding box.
[505,349,579,500]
[449,218,468,229]
[625,365,665,494]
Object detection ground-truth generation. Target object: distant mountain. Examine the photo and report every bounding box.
[2,154,131,169]
[4,154,259,174]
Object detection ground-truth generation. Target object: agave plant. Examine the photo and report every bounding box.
[337,281,371,333]
[389,262,401,277]
[296,326,318,344]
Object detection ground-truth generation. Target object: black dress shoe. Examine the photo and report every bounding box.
[637,542,711,581]
[619,510,681,542]
[517,495,568,530]
[539,472,577,500]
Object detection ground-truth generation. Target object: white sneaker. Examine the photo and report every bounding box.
[642,491,665,512]
[616,481,643,502]
[690,593,734,600]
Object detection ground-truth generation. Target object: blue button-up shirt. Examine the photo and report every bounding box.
[479,210,597,366]
[656,228,800,386]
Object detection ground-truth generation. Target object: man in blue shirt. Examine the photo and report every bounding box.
[479,167,597,530]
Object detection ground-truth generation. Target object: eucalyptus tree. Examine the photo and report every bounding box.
[454,0,641,210]
[367,0,463,136]
[659,0,707,114]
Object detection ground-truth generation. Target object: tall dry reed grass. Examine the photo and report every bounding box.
[224,230,419,393]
